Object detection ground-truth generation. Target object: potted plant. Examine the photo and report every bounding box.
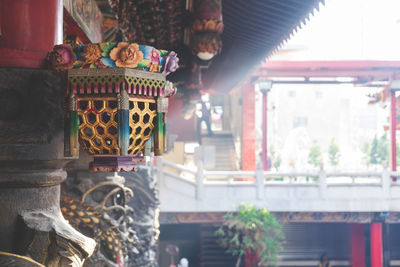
[215,203,284,267]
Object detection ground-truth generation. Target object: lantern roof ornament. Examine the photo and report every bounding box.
[48,42,179,74]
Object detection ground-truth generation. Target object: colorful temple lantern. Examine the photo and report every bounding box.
[49,42,178,172]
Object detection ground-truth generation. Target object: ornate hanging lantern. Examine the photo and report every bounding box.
[191,0,223,61]
[49,42,178,172]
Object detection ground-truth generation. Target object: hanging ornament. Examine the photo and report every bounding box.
[190,0,223,61]
[49,42,178,172]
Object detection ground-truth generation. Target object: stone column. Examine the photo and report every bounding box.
[0,68,95,266]
[122,167,160,267]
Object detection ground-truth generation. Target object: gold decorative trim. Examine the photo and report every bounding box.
[68,68,166,82]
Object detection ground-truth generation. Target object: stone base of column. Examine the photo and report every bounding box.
[0,68,96,266]
[0,162,96,266]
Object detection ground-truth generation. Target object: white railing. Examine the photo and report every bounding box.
[156,158,400,201]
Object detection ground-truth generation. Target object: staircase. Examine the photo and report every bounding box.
[199,226,239,267]
[201,133,237,171]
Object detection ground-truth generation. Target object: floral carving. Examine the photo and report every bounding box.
[162,52,179,75]
[47,44,75,72]
[84,44,102,64]
[48,42,178,74]
[109,42,144,68]
[192,19,224,34]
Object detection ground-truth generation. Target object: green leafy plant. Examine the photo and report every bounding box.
[215,203,284,267]
[377,134,389,165]
[328,138,340,166]
[269,145,281,171]
[370,135,380,164]
[362,134,389,167]
[308,140,322,168]
[362,141,371,167]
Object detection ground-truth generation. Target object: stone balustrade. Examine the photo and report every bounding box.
[157,158,400,213]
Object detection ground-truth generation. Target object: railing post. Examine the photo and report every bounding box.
[382,169,390,197]
[256,166,264,200]
[196,161,205,200]
[319,170,327,199]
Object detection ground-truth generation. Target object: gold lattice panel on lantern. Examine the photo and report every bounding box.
[128,97,157,154]
[77,96,157,156]
[77,97,120,155]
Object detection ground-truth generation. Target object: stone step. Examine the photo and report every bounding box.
[201,134,237,171]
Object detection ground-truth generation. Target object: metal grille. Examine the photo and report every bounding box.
[78,97,120,155]
[77,96,156,155]
[128,97,156,155]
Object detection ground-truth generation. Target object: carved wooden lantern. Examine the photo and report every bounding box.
[191,0,223,61]
[49,42,178,171]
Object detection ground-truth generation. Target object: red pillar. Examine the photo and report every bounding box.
[0,0,63,68]
[244,249,256,267]
[242,79,256,171]
[244,251,251,267]
[370,223,383,267]
[351,224,365,267]
[261,91,268,170]
[391,90,397,172]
